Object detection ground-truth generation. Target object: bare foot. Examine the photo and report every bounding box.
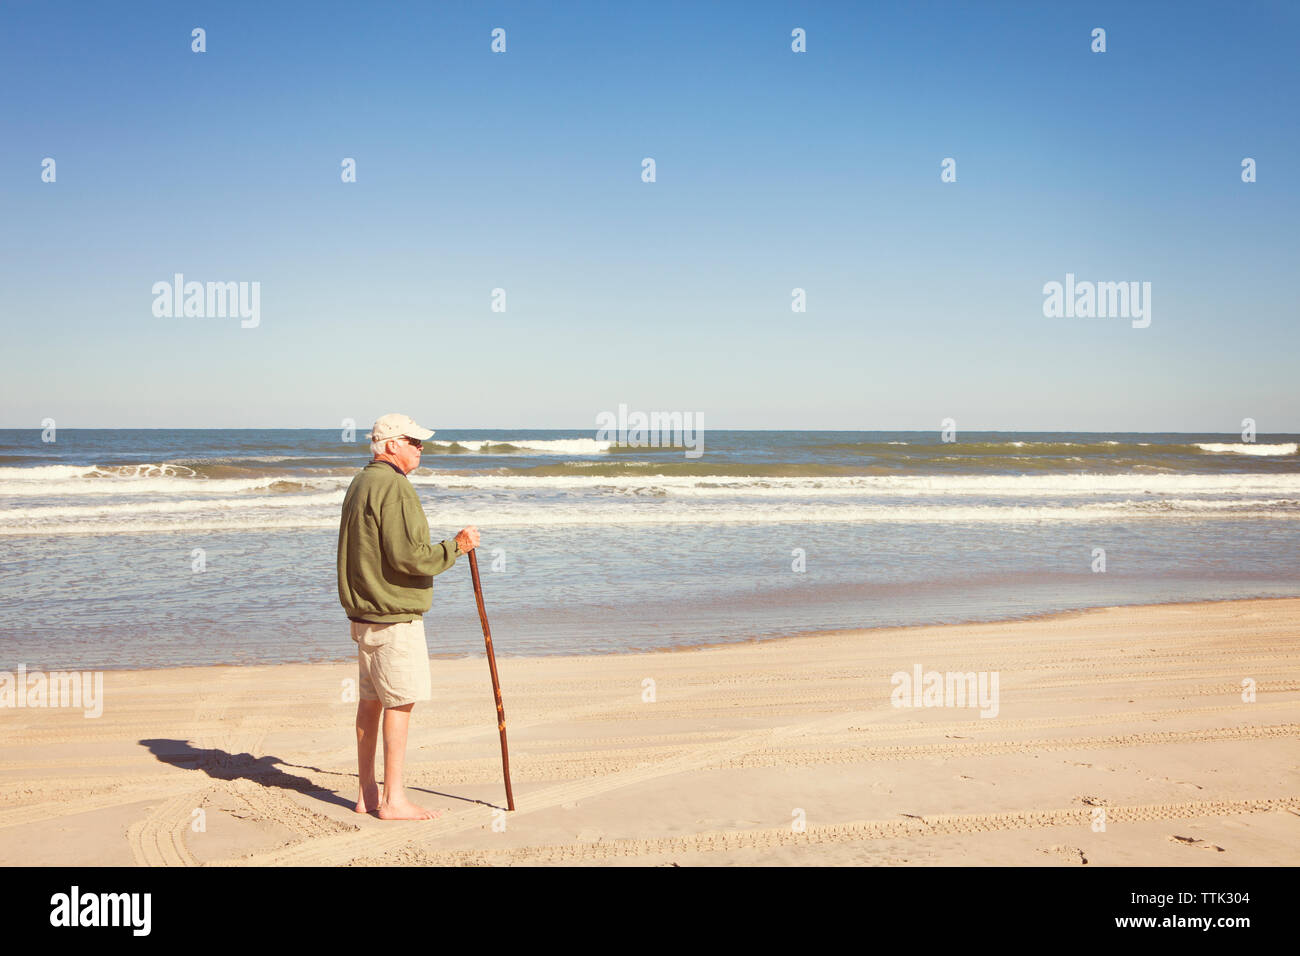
[355,783,380,815]
[377,798,442,821]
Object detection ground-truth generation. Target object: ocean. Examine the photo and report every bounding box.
[2,429,1298,669]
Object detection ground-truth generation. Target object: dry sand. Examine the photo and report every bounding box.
[2,598,1297,866]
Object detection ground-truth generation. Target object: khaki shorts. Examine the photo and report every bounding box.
[350,618,432,708]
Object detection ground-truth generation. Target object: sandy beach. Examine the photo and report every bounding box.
[2,597,1297,867]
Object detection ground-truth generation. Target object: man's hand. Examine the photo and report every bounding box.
[455,526,480,554]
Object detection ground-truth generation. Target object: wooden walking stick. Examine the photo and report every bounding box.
[468,548,515,811]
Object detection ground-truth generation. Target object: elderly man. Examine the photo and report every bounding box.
[337,413,479,820]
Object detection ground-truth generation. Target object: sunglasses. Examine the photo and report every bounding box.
[403,437,422,450]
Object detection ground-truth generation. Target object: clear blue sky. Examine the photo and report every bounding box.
[1,0,1296,430]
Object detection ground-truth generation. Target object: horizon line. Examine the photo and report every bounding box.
[2,426,1295,435]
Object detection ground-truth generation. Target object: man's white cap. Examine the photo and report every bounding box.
[367,413,435,443]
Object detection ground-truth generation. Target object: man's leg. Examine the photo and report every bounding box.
[354,698,382,814]
[377,703,441,820]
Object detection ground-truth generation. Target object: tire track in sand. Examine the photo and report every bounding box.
[211,710,862,866]
[373,795,1300,865]
[505,698,1299,753]
[127,791,201,867]
[717,723,1300,769]
[127,689,276,865]
[0,778,200,832]
[401,717,1300,787]
[214,718,1300,865]
[221,778,358,840]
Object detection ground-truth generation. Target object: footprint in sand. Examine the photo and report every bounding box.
[1040,845,1088,865]
[1169,835,1225,852]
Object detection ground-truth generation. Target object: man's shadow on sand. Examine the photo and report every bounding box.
[138,739,502,814]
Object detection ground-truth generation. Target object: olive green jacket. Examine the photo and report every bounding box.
[337,460,460,623]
